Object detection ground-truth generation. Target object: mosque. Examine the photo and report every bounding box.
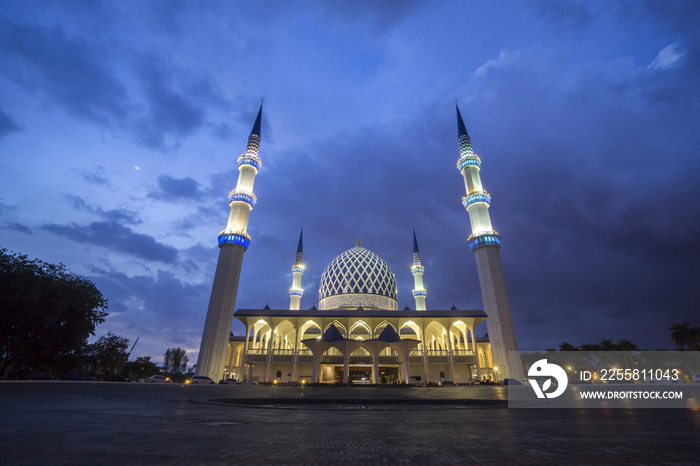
[195,104,523,385]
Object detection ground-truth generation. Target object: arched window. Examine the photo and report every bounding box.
[276,370,282,378]
[440,371,445,379]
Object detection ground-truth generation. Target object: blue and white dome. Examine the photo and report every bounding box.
[318,241,398,310]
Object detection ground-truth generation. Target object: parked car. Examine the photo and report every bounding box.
[477,379,498,385]
[188,375,216,384]
[439,379,457,386]
[64,371,92,381]
[502,378,523,385]
[219,378,239,385]
[239,380,258,386]
[102,374,128,382]
[693,374,700,383]
[147,375,170,383]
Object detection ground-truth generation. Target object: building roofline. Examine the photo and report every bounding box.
[234,308,487,319]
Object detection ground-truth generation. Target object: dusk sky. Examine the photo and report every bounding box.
[2,1,699,364]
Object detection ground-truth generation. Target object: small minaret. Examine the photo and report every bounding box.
[411,229,427,311]
[289,229,305,310]
[196,103,263,381]
[455,103,523,381]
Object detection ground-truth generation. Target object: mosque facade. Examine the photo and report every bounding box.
[195,104,520,384]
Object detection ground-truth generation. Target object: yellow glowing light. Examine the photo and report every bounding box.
[494,367,499,372]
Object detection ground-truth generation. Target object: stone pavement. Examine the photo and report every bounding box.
[1,382,699,465]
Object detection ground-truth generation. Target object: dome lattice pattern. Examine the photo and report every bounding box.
[319,247,397,300]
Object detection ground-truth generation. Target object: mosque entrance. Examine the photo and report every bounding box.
[378,366,399,384]
[332,366,400,384]
[333,366,372,383]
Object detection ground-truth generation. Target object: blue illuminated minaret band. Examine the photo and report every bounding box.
[196,102,263,382]
[456,103,523,381]
[289,229,305,310]
[411,229,427,311]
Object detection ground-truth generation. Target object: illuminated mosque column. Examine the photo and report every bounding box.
[196,103,263,382]
[411,230,427,311]
[455,104,524,381]
[289,230,305,310]
[291,321,300,381]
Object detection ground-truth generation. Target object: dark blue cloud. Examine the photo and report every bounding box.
[313,0,424,34]
[66,195,142,225]
[132,58,206,149]
[2,222,32,234]
[43,221,178,264]
[532,0,594,29]
[0,198,12,216]
[0,17,234,151]
[173,206,221,233]
[148,175,204,201]
[0,18,128,125]
[88,264,211,352]
[77,167,110,186]
[0,107,20,137]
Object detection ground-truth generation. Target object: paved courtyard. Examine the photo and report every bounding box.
[1,382,699,465]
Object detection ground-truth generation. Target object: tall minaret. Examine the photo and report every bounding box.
[289,229,305,310]
[196,103,263,381]
[411,229,427,311]
[455,104,523,381]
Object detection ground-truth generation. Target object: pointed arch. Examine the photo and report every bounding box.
[400,320,421,340]
[349,321,371,340]
[300,320,322,339]
[425,321,448,353]
[274,319,297,350]
[374,320,397,338]
[324,320,347,338]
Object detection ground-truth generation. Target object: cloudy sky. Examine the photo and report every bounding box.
[2,0,699,364]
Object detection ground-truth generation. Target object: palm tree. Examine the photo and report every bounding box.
[579,343,598,351]
[558,342,578,351]
[669,322,700,351]
[614,339,638,351]
[598,339,616,351]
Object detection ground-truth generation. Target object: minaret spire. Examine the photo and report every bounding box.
[250,102,262,137]
[196,103,264,382]
[456,103,474,156]
[455,103,522,381]
[289,229,305,310]
[411,229,427,311]
[297,229,304,256]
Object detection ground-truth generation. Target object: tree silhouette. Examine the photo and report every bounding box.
[0,248,107,378]
[163,347,189,372]
[553,339,640,351]
[83,332,129,375]
[669,321,700,351]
